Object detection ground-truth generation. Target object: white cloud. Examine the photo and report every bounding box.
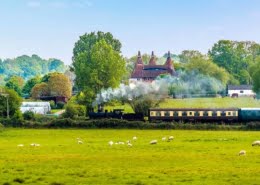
[27,1,41,8]
[48,2,67,8]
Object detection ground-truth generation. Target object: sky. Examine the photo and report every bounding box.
[1,0,260,65]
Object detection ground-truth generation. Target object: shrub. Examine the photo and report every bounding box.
[56,101,65,109]
[0,123,4,131]
[23,110,35,120]
[11,110,24,127]
[49,100,56,109]
[63,104,86,118]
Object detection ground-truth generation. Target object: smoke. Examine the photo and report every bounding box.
[93,71,225,106]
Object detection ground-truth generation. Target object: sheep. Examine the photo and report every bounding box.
[162,137,167,141]
[150,140,157,145]
[127,143,133,147]
[17,144,24,147]
[238,150,246,156]
[133,136,137,140]
[126,140,131,144]
[115,142,119,145]
[168,136,174,141]
[78,140,83,144]
[252,140,260,146]
[108,141,114,146]
[30,143,40,147]
[118,142,125,145]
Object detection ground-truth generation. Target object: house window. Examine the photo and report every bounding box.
[240,90,244,93]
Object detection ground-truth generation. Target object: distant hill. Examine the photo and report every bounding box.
[0,55,66,85]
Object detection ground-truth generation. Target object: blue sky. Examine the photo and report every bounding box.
[1,0,260,65]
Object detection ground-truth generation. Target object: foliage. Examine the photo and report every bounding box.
[22,76,41,95]
[31,82,49,99]
[30,73,72,99]
[185,56,231,85]
[0,87,22,118]
[11,110,24,126]
[63,104,86,118]
[5,76,24,96]
[249,56,260,96]
[49,100,56,109]
[209,40,260,84]
[72,32,126,110]
[0,55,66,82]
[23,111,35,120]
[179,50,203,63]
[48,73,72,98]
[56,101,65,109]
[127,95,163,116]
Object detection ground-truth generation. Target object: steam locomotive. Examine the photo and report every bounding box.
[89,107,260,123]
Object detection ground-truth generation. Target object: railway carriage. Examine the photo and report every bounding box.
[148,108,239,122]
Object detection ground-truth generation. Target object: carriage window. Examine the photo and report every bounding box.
[227,112,232,116]
[212,111,217,116]
[173,112,179,117]
[221,112,226,116]
[189,112,193,116]
[194,111,200,116]
[203,111,208,116]
[182,112,187,116]
[156,111,161,116]
[150,112,154,116]
[164,111,170,117]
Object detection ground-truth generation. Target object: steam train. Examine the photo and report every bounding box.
[89,108,260,123]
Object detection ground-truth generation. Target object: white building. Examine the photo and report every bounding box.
[20,102,51,115]
[227,85,256,97]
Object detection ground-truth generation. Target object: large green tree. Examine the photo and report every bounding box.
[249,56,260,96]
[0,87,22,118]
[209,40,260,84]
[5,76,24,96]
[22,76,41,95]
[72,32,125,110]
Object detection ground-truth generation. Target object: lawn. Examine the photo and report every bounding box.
[105,97,260,113]
[0,129,260,185]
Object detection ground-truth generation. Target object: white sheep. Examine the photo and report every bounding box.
[162,137,167,141]
[30,143,40,147]
[252,140,260,146]
[150,140,157,145]
[108,141,114,146]
[126,140,131,144]
[127,143,133,147]
[168,136,174,141]
[238,150,246,156]
[118,142,125,145]
[115,142,119,145]
[78,140,83,144]
[17,144,24,147]
[133,136,137,140]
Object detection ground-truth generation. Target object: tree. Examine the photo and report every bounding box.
[31,82,49,99]
[5,76,24,96]
[22,76,41,95]
[249,56,260,96]
[72,32,126,110]
[179,50,203,63]
[209,40,260,84]
[185,56,231,85]
[48,73,72,98]
[0,87,22,118]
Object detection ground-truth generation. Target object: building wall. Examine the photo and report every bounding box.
[228,90,256,97]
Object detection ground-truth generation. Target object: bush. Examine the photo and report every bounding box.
[63,104,86,118]
[49,100,56,109]
[23,111,35,120]
[11,110,24,127]
[56,101,65,109]
[0,123,4,131]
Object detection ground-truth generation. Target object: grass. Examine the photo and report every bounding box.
[1,129,260,185]
[105,97,260,113]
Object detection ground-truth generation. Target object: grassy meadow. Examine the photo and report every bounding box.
[105,97,260,113]
[1,129,260,185]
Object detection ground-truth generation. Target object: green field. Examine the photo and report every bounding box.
[105,97,260,113]
[1,129,260,185]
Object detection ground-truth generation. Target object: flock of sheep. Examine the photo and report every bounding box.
[17,137,260,156]
[107,135,175,147]
[239,140,260,156]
